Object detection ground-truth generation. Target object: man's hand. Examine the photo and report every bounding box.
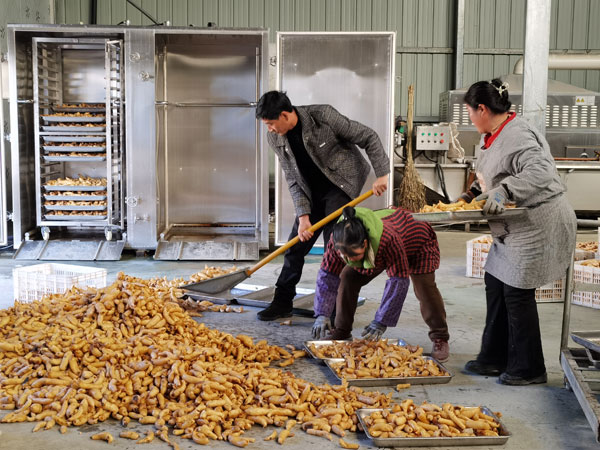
[361,320,387,340]
[298,215,314,242]
[372,175,388,196]
[476,188,507,215]
[311,315,332,339]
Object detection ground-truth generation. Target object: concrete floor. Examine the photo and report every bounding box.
[0,230,599,449]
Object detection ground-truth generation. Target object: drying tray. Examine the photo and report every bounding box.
[44,193,106,201]
[44,214,106,221]
[44,204,107,211]
[356,407,511,447]
[43,145,106,152]
[412,207,526,223]
[44,184,106,192]
[43,156,106,162]
[571,331,600,354]
[304,338,407,361]
[324,356,452,386]
[42,115,105,123]
[42,125,105,132]
[52,105,105,113]
[43,136,105,143]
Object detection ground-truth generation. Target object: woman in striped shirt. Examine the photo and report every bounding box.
[311,206,450,362]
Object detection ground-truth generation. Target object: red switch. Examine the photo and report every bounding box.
[440,139,444,143]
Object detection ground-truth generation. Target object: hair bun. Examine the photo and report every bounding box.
[342,206,356,220]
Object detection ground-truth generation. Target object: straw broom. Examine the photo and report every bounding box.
[397,84,426,212]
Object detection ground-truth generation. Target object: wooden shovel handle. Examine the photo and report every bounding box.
[247,190,374,275]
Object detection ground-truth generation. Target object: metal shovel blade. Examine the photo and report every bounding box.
[181,269,250,294]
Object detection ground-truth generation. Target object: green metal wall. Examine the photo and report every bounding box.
[50,0,600,120]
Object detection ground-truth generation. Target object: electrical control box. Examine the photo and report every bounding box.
[415,125,451,151]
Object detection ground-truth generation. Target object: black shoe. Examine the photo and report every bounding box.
[257,302,293,321]
[498,372,547,386]
[464,360,503,376]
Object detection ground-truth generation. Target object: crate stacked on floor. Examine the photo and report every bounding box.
[571,241,600,309]
[13,263,107,302]
[465,235,492,278]
[465,235,565,303]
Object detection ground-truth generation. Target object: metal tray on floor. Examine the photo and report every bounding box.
[356,407,511,447]
[42,125,105,132]
[44,193,106,201]
[43,155,106,162]
[43,145,106,152]
[324,356,452,386]
[412,207,526,223]
[304,338,406,361]
[44,184,106,192]
[44,214,106,221]
[42,115,105,123]
[571,331,600,354]
[43,136,105,143]
[45,204,107,211]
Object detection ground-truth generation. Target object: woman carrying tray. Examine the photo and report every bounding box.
[311,206,450,362]
[460,79,577,385]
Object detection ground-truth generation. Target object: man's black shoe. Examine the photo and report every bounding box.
[464,360,503,376]
[498,371,547,386]
[257,302,293,321]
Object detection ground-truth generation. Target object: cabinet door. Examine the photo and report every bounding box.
[0,60,6,246]
[274,32,396,246]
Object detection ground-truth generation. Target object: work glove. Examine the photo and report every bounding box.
[361,320,387,341]
[476,188,507,215]
[312,315,332,340]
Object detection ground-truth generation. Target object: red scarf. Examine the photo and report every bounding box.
[482,112,516,149]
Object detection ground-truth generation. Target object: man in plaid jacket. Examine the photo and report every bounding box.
[255,91,390,321]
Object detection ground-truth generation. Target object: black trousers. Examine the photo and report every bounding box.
[273,188,351,307]
[477,272,546,378]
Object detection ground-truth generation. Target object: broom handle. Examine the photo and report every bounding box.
[246,190,374,275]
[406,84,415,163]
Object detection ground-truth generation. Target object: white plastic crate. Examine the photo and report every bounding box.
[535,278,565,303]
[13,263,107,302]
[466,235,492,278]
[571,260,600,310]
[574,241,598,261]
